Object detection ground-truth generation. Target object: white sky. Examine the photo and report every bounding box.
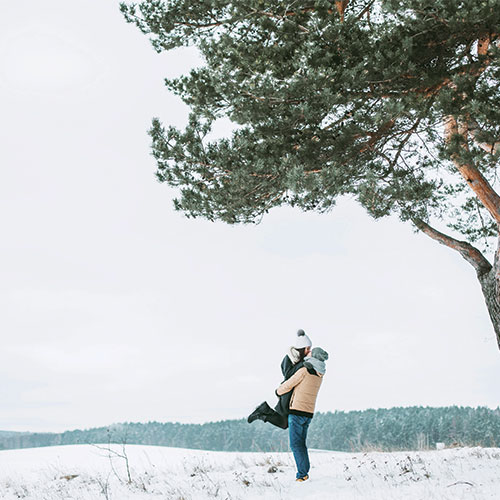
[0,1,499,433]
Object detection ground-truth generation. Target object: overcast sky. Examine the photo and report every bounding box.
[1,1,499,433]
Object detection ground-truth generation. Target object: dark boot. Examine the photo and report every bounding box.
[247,402,273,423]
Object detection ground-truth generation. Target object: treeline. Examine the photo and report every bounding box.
[1,406,499,453]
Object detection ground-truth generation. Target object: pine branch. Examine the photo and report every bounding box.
[356,1,375,21]
[468,119,500,155]
[387,117,422,169]
[413,218,492,276]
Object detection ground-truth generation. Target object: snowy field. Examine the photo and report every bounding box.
[0,444,499,500]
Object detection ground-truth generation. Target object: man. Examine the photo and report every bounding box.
[276,347,328,482]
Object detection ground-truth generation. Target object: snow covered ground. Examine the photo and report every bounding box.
[0,444,499,499]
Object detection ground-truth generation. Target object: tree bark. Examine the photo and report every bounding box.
[486,230,500,348]
[478,268,500,349]
[335,0,349,22]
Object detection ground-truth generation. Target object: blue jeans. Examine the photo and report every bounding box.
[288,414,312,479]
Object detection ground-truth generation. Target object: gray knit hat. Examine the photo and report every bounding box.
[311,347,329,361]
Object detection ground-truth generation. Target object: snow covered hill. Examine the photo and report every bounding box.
[0,444,499,499]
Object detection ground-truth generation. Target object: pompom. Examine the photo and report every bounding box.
[297,329,306,337]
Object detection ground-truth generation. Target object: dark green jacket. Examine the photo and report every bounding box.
[274,355,304,417]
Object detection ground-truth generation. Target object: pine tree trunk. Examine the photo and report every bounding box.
[478,270,500,349]
[478,234,500,349]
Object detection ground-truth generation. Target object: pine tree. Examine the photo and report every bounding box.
[120,0,500,348]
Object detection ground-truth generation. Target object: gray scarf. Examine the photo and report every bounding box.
[304,357,326,375]
[304,347,329,375]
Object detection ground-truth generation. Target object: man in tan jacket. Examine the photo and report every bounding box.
[276,347,328,482]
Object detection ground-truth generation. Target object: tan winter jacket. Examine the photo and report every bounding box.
[276,366,323,417]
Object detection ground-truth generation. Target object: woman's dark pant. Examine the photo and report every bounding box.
[264,410,288,429]
[288,414,312,479]
[251,401,288,429]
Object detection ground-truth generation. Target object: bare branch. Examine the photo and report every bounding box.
[413,218,492,276]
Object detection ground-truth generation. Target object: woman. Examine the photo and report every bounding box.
[276,347,328,482]
[247,329,312,429]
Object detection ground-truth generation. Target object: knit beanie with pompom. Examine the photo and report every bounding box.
[293,329,312,349]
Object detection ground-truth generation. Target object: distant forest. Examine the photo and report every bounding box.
[2,406,499,453]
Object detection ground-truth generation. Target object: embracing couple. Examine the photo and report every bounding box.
[247,329,328,482]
